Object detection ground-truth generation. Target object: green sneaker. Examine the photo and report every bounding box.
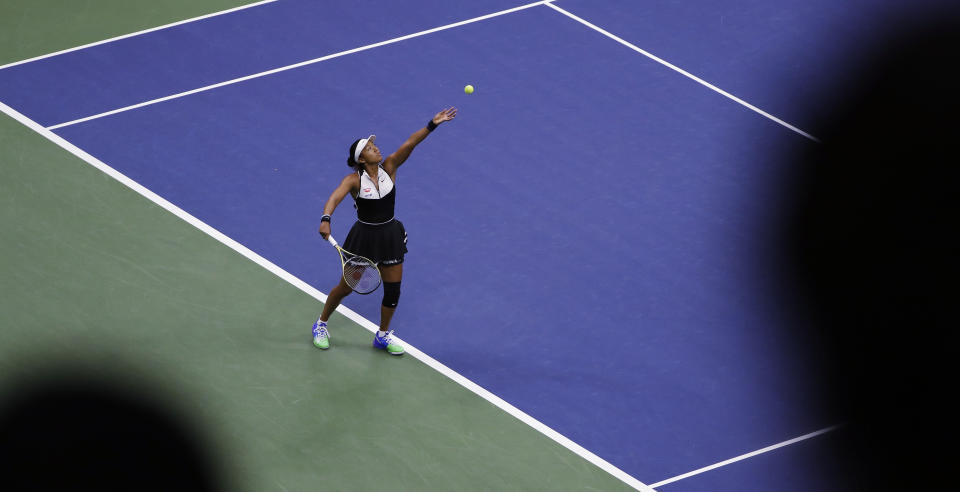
[373,330,404,355]
[312,321,330,349]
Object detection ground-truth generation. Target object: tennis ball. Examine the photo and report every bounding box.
[464,84,474,94]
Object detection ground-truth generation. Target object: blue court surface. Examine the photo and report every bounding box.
[1,1,948,489]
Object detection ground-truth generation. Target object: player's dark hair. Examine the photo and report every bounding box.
[347,138,362,168]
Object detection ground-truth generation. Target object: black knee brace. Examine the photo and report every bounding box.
[382,281,401,308]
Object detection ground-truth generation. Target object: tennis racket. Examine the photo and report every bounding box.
[326,235,381,294]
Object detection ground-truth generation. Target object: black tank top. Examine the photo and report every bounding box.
[354,166,395,225]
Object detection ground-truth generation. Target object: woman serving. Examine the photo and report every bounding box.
[313,107,457,354]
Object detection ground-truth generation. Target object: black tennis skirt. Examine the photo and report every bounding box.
[343,219,408,266]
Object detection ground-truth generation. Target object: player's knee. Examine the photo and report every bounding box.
[382,281,401,308]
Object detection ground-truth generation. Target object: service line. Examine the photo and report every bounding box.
[46,1,554,130]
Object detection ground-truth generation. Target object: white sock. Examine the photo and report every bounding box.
[316,317,326,326]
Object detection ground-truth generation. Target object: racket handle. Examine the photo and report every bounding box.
[326,235,339,248]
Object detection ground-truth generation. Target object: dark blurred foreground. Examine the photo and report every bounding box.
[777,8,959,491]
[0,363,224,492]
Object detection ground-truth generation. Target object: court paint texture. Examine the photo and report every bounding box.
[3,0,946,490]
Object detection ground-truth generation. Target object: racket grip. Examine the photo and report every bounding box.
[326,235,339,248]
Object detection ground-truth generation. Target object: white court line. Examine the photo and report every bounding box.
[544,2,820,143]
[0,98,655,492]
[0,0,281,72]
[649,425,842,489]
[46,0,552,130]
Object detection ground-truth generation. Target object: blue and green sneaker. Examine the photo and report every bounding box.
[373,330,404,355]
[312,321,330,350]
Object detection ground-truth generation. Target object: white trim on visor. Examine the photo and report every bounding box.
[354,134,376,163]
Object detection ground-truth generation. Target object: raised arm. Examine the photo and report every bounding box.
[317,173,359,239]
[382,107,457,175]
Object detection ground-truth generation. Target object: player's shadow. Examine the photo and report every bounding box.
[772,7,959,491]
[0,361,227,492]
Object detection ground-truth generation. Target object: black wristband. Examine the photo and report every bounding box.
[320,215,331,223]
[426,119,438,131]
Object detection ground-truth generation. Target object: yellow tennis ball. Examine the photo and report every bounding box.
[464,84,474,94]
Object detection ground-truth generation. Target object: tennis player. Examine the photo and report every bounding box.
[312,107,457,354]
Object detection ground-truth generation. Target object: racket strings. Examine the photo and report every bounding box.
[343,257,380,293]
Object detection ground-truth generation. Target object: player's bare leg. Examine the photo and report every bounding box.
[373,264,404,355]
[378,264,402,331]
[321,276,352,322]
[313,276,351,349]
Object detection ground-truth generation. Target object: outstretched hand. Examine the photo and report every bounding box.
[432,107,458,125]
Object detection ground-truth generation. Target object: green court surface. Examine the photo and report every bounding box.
[0,2,634,490]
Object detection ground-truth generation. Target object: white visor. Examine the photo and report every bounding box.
[353,134,376,163]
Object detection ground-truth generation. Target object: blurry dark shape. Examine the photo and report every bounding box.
[777,6,959,491]
[0,368,223,492]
